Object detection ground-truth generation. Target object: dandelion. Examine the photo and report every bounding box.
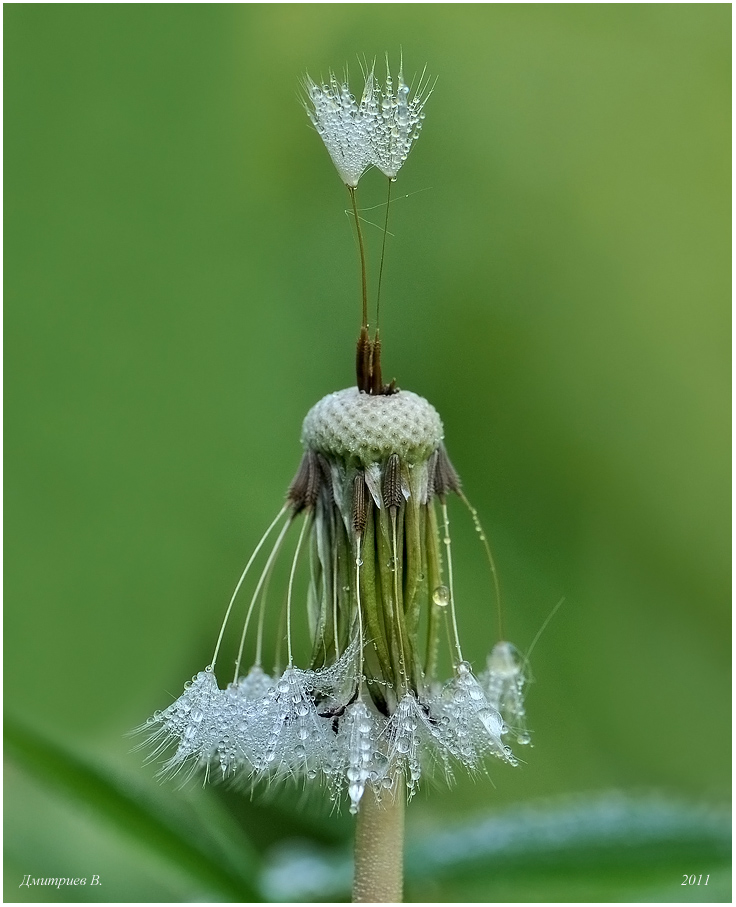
[140,58,534,903]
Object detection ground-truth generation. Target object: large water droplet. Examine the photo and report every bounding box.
[433,585,450,607]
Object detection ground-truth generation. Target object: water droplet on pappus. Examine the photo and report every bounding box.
[433,585,450,607]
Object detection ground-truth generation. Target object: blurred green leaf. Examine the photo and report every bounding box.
[406,794,731,903]
[262,794,731,902]
[5,716,261,901]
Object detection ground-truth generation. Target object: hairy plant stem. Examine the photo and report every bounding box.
[353,789,405,902]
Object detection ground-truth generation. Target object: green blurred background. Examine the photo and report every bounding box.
[5,4,730,902]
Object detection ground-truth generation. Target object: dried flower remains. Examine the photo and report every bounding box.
[139,59,531,815]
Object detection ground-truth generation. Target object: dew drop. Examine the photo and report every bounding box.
[517,732,531,745]
[432,585,450,607]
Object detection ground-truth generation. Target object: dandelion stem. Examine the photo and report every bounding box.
[375,177,392,333]
[353,789,404,903]
[348,186,369,330]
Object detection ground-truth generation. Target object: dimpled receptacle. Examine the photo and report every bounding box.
[301,387,444,466]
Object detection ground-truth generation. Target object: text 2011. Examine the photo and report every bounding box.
[682,875,709,886]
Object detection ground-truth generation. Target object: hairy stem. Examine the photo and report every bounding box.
[353,790,405,902]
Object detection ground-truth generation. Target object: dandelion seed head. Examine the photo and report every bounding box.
[480,641,530,745]
[386,693,453,797]
[335,700,383,813]
[140,59,534,810]
[304,60,430,186]
[370,63,432,179]
[231,664,275,702]
[256,667,334,778]
[303,72,375,188]
[439,662,516,768]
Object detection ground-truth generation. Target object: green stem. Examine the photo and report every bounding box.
[353,790,405,903]
[348,186,368,330]
[375,177,392,332]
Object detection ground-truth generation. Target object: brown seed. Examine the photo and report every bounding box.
[383,452,403,511]
[287,450,322,513]
[431,444,461,499]
[352,471,368,535]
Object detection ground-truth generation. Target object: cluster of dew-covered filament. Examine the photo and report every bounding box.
[367,63,432,180]
[139,656,521,810]
[480,641,531,745]
[139,387,531,811]
[303,72,376,188]
[304,62,431,187]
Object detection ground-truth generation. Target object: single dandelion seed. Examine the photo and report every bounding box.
[369,58,432,180]
[303,71,375,189]
[480,641,530,745]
